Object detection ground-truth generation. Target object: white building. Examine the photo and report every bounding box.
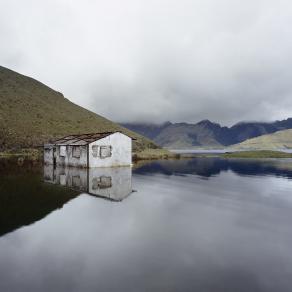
[44,132,133,168]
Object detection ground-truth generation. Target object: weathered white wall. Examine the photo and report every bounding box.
[89,133,132,167]
[56,145,88,167]
[44,145,54,164]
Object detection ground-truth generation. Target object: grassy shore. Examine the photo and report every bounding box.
[133,149,180,161]
[4,149,291,163]
[0,147,180,163]
[222,150,292,159]
[0,148,42,159]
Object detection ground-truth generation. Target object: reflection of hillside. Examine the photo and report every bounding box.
[0,168,79,237]
[133,159,227,177]
[44,166,133,202]
[134,158,292,179]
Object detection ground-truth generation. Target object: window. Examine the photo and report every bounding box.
[72,146,81,158]
[92,145,112,158]
[100,146,112,158]
[92,145,99,157]
[60,146,66,157]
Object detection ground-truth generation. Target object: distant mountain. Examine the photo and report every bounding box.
[0,66,157,151]
[121,121,172,140]
[121,118,292,149]
[229,129,292,150]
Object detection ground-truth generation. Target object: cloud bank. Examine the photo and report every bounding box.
[1,0,292,125]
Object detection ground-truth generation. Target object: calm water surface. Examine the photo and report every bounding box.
[1,158,292,292]
[170,149,292,154]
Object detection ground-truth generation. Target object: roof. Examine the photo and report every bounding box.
[47,131,135,146]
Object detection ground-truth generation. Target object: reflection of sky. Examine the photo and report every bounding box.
[1,169,292,292]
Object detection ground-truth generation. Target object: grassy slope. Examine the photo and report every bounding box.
[229,129,292,150]
[0,66,157,152]
[132,148,180,161]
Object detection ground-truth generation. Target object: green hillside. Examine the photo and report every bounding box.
[229,129,292,150]
[0,66,157,152]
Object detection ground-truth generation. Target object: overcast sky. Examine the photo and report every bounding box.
[1,0,292,125]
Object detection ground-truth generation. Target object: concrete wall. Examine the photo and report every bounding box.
[44,145,54,165]
[89,132,132,167]
[55,145,88,168]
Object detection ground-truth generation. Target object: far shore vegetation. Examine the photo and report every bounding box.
[0,147,181,163]
[0,148,41,159]
[222,150,292,159]
[2,149,292,165]
[133,148,180,161]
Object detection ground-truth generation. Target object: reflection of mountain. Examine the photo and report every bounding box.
[44,166,133,201]
[0,169,79,237]
[134,158,292,179]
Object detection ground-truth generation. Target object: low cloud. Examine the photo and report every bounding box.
[1,0,292,125]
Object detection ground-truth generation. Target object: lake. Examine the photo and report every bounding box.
[1,157,292,292]
[170,149,292,154]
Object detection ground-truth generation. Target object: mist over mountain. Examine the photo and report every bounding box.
[121,119,292,149]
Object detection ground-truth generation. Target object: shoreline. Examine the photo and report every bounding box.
[0,148,182,164]
[1,148,292,165]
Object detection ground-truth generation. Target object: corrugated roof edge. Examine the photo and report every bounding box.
[45,131,136,146]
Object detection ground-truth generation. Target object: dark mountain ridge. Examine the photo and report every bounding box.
[121,118,292,148]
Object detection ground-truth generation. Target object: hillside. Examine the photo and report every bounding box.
[229,129,292,150]
[121,118,292,149]
[0,66,157,152]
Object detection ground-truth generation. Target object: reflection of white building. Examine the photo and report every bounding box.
[44,165,133,201]
[44,132,133,168]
